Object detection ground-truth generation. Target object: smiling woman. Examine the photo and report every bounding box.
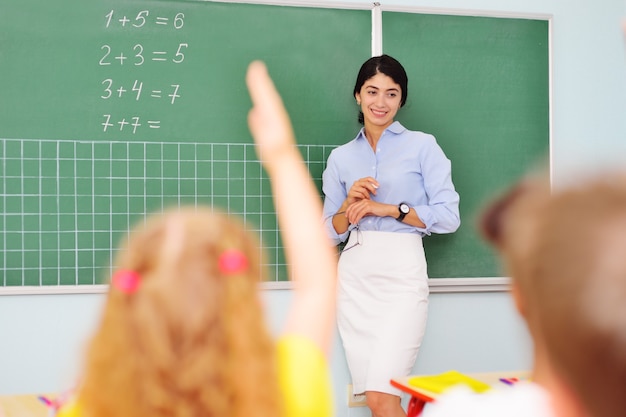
[321,55,461,417]
[355,72,405,146]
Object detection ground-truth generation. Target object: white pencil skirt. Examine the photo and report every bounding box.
[337,230,429,396]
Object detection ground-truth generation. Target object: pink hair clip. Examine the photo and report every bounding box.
[218,249,249,275]
[111,269,141,293]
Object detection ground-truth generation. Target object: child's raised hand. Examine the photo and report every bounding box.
[246,61,296,168]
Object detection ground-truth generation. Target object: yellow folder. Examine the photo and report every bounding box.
[408,370,491,394]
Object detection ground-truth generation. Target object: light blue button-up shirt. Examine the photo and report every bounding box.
[322,121,460,245]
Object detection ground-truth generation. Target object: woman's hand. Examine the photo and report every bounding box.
[347,177,379,205]
[344,199,391,225]
[332,177,380,231]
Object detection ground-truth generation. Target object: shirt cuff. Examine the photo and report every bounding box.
[414,206,434,233]
[324,218,349,245]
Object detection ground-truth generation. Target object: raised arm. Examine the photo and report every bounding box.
[246,61,337,356]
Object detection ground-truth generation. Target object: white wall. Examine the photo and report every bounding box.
[1,1,625,417]
[0,288,531,417]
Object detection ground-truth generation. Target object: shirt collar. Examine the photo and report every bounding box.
[387,121,405,134]
[356,121,406,141]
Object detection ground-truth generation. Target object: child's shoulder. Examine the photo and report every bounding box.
[422,382,555,417]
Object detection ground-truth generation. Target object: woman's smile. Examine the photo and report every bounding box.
[355,72,402,130]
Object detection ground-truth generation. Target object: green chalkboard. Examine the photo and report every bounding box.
[0,2,549,286]
[383,12,550,277]
[0,0,370,286]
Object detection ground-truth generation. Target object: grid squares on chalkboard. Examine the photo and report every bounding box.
[0,138,336,286]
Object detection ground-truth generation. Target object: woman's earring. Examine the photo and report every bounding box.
[356,100,361,105]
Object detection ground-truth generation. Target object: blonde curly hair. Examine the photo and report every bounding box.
[76,206,282,417]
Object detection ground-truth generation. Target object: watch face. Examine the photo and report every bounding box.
[400,203,410,214]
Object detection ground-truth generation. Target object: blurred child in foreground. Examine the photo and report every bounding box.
[423,171,626,417]
[57,61,337,417]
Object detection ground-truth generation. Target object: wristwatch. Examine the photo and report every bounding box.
[396,202,410,222]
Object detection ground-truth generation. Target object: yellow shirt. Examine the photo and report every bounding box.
[276,335,333,417]
[57,335,333,417]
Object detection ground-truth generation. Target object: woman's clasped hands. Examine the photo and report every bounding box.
[344,177,385,225]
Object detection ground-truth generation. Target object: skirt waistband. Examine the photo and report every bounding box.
[345,230,423,247]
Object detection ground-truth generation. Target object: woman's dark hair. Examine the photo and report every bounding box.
[353,54,408,124]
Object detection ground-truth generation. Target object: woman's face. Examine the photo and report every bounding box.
[355,72,402,129]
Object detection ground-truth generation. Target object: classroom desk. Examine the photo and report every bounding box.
[391,370,530,417]
[0,394,50,417]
